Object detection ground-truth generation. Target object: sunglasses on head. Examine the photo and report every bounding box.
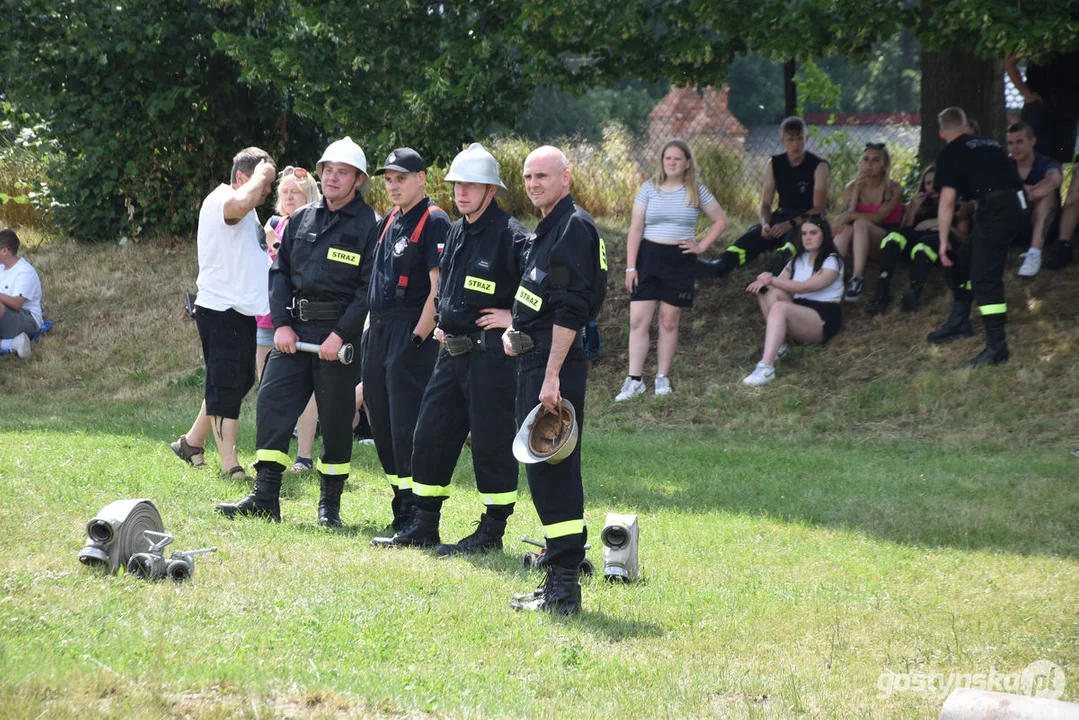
[280,166,309,179]
[864,142,886,150]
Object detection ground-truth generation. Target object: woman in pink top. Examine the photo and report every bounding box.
[259,166,321,472]
[832,143,904,301]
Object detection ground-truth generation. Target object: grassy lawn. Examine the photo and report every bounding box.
[1,230,1077,718]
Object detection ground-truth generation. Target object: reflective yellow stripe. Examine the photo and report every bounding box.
[978,303,1007,316]
[464,276,496,294]
[881,231,907,252]
[316,459,350,476]
[911,242,938,263]
[256,449,291,468]
[777,241,795,257]
[397,475,413,490]
[598,238,608,271]
[726,244,747,265]
[481,490,518,506]
[515,286,543,311]
[544,519,585,538]
[412,480,452,498]
[327,248,361,266]
[961,281,972,291]
[386,474,400,488]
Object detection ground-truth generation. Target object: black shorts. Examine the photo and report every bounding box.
[793,298,843,342]
[631,239,696,308]
[195,305,257,419]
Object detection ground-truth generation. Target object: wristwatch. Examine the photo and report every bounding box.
[411,333,424,348]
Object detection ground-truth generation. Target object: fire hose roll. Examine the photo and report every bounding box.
[78,499,164,574]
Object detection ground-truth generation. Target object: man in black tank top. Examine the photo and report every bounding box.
[926,107,1027,366]
[697,117,830,279]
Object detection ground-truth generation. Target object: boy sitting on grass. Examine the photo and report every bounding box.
[0,228,43,360]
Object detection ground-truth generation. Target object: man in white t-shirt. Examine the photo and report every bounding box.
[0,228,43,360]
[170,147,276,479]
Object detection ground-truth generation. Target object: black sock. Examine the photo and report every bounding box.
[486,503,514,522]
[630,375,642,382]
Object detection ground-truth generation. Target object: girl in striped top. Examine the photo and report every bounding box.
[617,139,728,401]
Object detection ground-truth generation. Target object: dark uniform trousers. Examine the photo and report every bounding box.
[968,191,1027,318]
[363,306,439,491]
[410,334,519,509]
[880,228,951,287]
[720,211,798,270]
[255,319,361,478]
[516,339,588,571]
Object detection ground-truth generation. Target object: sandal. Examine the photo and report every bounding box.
[170,435,206,467]
[290,457,314,473]
[221,465,253,482]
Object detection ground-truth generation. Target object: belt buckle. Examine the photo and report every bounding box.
[445,335,472,356]
[297,298,310,322]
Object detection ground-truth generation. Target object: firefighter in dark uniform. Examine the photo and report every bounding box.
[927,107,1027,366]
[374,143,529,550]
[504,146,607,615]
[216,137,378,524]
[363,148,451,541]
[698,117,830,279]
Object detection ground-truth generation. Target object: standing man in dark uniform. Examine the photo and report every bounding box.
[697,117,830,279]
[364,149,451,542]
[928,107,1027,367]
[216,137,378,524]
[504,146,607,615]
[376,143,529,551]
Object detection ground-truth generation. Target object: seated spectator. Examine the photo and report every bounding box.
[1050,158,1079,268]
[832,143,903,300]
[742,215,843,386]
[618,139,727,401]
[259,166,322,472]
[865,165,970,314]
[697,117,829,280]
[0,228,43,360]
[1007,122,1063,277]
[1005,52,1079,164]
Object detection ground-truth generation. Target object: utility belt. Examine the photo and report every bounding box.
[504,327,584,356]
[443,330,497,356]
[287,298,344,322]
[976,189,1027,213]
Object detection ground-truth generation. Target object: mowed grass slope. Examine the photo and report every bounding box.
[1,228,1077,719]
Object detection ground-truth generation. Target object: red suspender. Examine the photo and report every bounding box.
[377,203,447,299]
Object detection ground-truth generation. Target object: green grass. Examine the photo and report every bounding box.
[1,229,1077,717]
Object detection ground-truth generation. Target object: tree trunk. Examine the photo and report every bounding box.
[919,50,1005,164]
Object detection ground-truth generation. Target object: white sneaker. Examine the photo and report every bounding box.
[776,343,789,360]
[742,362,776,386]
[615,376,646,402]
[11,333,30,359]
[1018,251,1041,277]
[654,374,672,396]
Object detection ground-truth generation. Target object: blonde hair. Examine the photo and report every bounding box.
[938,107,967,132]
[651,139,702,208]
[275,169,321,216]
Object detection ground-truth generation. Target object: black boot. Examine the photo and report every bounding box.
[435,514,507,556]
[865,276,892,314]
[695,255,732,280]
[215,468,281,522]
[968,314,1009,367]
[511,565,582,615]
[371,508,441,547]
[1048,241,1075,270]
[765,251,790,276]
[317,476,345,527]
[900,281,924,312]
[926,300,973,344]
[389,488,414,533]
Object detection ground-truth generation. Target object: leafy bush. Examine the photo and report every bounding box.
[0,100,58,229]
[696,145,760,223]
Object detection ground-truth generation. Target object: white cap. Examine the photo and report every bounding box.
[444,142,507,196]
[316,136,371,195]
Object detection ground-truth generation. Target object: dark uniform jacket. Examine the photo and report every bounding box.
[934,135,1021,202]
[367,196,451,313]
[511,194,606,335]
[436,201,529,336]
[269,193,379,343]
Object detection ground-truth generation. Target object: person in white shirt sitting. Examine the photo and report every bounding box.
[0,228,44,360]
[743,215,844,386]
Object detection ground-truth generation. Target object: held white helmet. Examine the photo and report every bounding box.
[444,142,507,196]
[512,399,579,465]
[316,136,371,195]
